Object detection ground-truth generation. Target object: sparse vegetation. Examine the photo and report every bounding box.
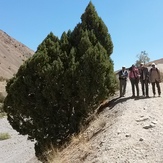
[0,132,10,140]
[0,76,6,81]
[0,102,6,118]
[0,103,4,112]
[46,146,61,163]
[0,112,6,118]
[0,92,5,103]
[47,116,106,162]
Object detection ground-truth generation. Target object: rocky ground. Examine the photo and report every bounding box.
[0,118,40,163]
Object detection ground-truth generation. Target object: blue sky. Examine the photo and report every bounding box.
[1,0,163,70]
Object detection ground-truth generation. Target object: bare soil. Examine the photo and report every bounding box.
[0,30,34,79]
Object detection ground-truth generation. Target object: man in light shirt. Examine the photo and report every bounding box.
[149,63,161,97]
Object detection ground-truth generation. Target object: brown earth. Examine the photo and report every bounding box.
[0,29,34,79]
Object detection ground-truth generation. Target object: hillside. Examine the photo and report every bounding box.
[53,82,163,163]
[0,29,34,79]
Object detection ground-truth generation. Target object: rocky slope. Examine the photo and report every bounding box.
[0,29,34,79]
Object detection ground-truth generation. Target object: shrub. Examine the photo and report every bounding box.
[0,133,10,140]
[3,2,117,162]
[0,76,6,81]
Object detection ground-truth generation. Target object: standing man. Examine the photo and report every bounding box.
[118,66,128,97]
[139,63,149,97]
[129,64,140,98]
[149,63,161,97]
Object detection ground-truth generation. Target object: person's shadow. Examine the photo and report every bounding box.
[96,96,133,114]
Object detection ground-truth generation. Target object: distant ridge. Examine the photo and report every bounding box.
[147,58,163,65]
[0,29,34,79]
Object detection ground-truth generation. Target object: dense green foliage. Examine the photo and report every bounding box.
[4,2,117,161]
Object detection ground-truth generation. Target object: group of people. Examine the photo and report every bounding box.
[118,62,161,98]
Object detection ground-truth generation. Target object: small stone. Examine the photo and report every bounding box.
[126,134,131,137]
[151,121,157,124]
[136,117,148,122]
[143,124,155,129]
[139,138,143,141]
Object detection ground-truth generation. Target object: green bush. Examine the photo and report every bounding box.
[4,2,117,162]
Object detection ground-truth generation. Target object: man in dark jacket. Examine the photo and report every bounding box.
[119,66,128,97]
[139,63,149,97]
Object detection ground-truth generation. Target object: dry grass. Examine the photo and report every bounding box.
[0,103,6,118]
[46,146,61,163]
[0,132,10,140]
[0,76,6,82]
[0,92,5,103]
[0,112,6,118]
[47,117,106,163]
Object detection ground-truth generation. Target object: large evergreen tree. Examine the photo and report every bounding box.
[4,2,117,161]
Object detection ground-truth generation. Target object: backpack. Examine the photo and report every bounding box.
[150,67,159,74]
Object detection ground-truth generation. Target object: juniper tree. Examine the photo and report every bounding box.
[4,2,117,161]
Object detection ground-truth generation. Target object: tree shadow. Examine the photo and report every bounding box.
[96,95,152,114]
[96,96,134,114]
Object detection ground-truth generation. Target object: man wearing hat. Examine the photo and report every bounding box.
[129,64,140,98]
[149,63,161,97]
[139,63,150,97]
[118,65,128,97]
